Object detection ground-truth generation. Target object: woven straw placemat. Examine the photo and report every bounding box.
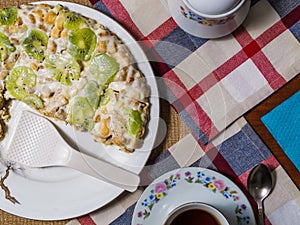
[0,1,189,222]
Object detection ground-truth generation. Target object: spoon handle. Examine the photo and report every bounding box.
[258,207,265,225]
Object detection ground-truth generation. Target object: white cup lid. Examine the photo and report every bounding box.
[185,0,241,15]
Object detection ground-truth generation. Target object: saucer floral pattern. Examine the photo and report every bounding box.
[184,171,250,224]
[184,171,240,201]
[138,173,181,219]
[135,169,252,225]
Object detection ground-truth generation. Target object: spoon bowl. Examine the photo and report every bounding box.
[247,164,273,225]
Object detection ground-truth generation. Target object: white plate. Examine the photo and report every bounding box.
[132,167,255,225]
[0,1,159,220]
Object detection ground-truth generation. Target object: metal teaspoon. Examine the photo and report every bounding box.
[247,164,273,225]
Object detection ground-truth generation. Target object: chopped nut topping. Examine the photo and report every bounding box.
[0,87,11,142]
[60,29,68,38]
[51,26,61,38]
[45,12,56,25]
[55,14,65,30]
[30,62,39,71]
[17,17,23,26]
[29,13,36,24]
[32,9,44,22]
[39,24,47,32]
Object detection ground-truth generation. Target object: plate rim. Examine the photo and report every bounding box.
[0,1,159,220]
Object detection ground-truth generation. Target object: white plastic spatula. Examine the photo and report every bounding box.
[6,111,140,192]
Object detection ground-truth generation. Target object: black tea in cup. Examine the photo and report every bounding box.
[168,209,221,225]
[164,202,228,225]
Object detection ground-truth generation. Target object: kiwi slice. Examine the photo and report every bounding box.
[0,43,8,61]
[0,7,17,26]
[53,70,71,85]
[64,12,84,30]
[23,94,44,109]
[45,54,81,85]
[54,4,63,14]
[89,53,119,85]
[68,96,94,131]
[22,29,49,61]
[68,28,96,61]
[6,66,43,109]
[0,32,15,51]
[84,80,102,109]
[7,66,37,92]
[0,32,16,61]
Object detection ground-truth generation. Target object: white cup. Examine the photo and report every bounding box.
[168,0,251,39]
[163,202,229,225]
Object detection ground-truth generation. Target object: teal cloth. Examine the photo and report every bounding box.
[261,91,300,172]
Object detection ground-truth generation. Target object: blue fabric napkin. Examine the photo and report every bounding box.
[261,91,300,171]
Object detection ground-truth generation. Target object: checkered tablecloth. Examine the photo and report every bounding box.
[68,0,300,224]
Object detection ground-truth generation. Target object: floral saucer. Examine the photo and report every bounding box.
[132,167,255,225]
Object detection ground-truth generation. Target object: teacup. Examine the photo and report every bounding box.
[168,0,251,38]
[163,202,229,225]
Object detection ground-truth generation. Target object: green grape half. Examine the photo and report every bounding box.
[89,53,119,85]
[84,80,103,110]
[126,109,143,137]
[68,96,95,131]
